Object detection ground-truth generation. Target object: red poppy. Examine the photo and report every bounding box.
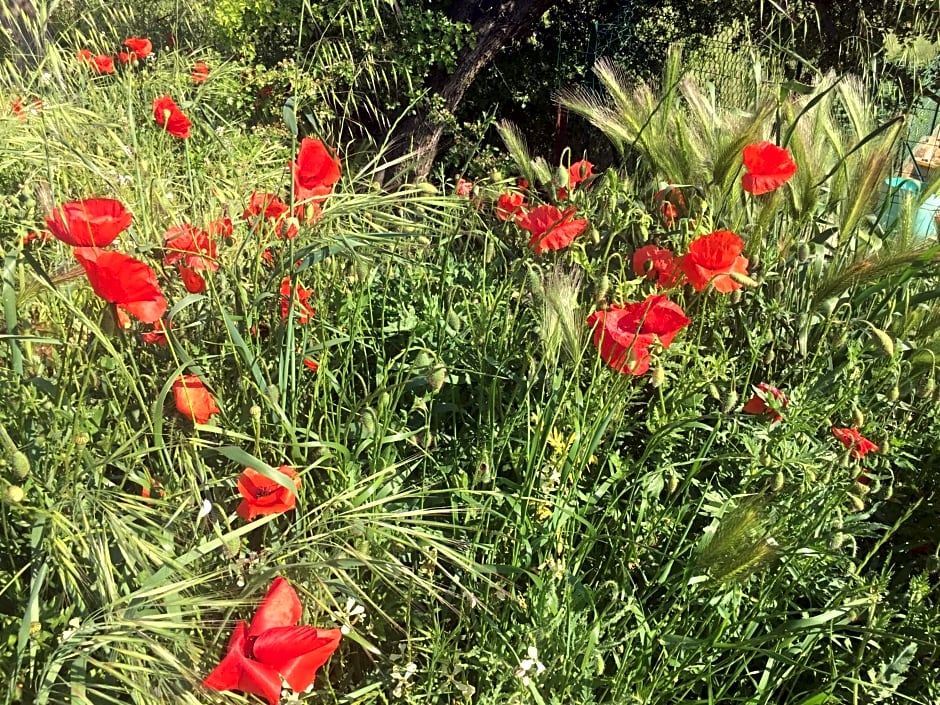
[517,205,588,254]
[633,245,681,288]
[206,217,233,239]
[832,427,879,459]
[742,141,797,195]
[587,295,691,375]
[123,37,152,60]
[517,178,529,190]
[203,577,342,705]
[243,191,297,239]
[116,52,135,64]
[91,54,114,74]
[496,191,526,221]
[141,320,171,345]
[21,231,49,246]
[163,224,218,271]
[153,95,191,139]
[191,61,209,83]
[456,178,473,197]
[172,374,220,424]
[280,276,315,324]
[72,247,167,323]
[46,198,133,247]
[291,138,341,204]
[236,466,301,521]
[742,383,789,422]
[653,185,687,228]
[568,159,594,188]
[178,265,206,293]
[679,230,749,293]
[11,97,24,119]
[303,358,319,372]
[77,49,94,65]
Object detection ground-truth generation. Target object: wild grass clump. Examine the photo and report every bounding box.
[0,7,938,705]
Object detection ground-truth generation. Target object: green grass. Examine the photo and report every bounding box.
[0,6,939,705]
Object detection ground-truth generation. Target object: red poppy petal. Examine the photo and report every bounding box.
[252,626,342,692]
[249,577,302,637]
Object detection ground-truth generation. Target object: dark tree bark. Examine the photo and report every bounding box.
[0,0,45,70]
[388,0,559,182]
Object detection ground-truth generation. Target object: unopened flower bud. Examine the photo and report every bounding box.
[5,485,24,504]
[650,365,665,388]
[427,365,447,392]
[722,390,739,414]
[12,451,30,479]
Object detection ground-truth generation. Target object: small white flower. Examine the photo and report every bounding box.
[198,498,213,519]
[515,646,545,686]
[165,192,174,201]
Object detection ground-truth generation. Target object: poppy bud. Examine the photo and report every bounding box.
[851,407,865,427]
[722,390,739,413]
[590,226,601,245]
[4,485,24,504]
[729,271,759,288]
[708,383,720,400]
[249,405,261,419]
[594,275,610,305]
[918,376,935,399]
[265,385,279,404]
[359,408,376,438]
[887,384,900,402]
[12,451,30,479]
[650,365,665,388]
[763,348,775,365]
[416,182,438,195]
[446,309,462,331]
[772,471,784,492]
[868,326,894,357]
[666,473,679,494]
[880,439,890,455]
[222,535,241,558]
[849,494,865,512]
[414,351,432,372]
[829,532,846,550]
[427,365,447,392]
[527,267,544,300]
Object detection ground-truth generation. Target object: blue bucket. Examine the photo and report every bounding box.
[884,177,939,239]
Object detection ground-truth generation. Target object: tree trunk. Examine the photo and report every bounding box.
[388,0,558,183]
[1,0,45,70]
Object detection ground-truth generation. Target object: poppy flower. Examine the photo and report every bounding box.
[832,427,879,459]
[203,576,342,705]
[123,37,152,60]
[236,466,301,521]
[568,159,594,188]
[20,231,49,246]
[456,178,473,197]
[303,358,319,372]
[77,49,94,65]
[242,191,298,239]
[653,185,687,228]
[91,54,114,74]
[116,51,135,64]
[496,191,526,221]
[742,383,789,422]
[517,204,588,254]
[191,61,209,83]
[280,276,315,324]
[587,295,691,375]
[72,247,167,323]
[163,224,218,271]
[291,138,341,204]
[517,178,529,190]
[153,95,191,139]
[141,320,171,345]
[633,245,681,288]
[742,141,797,195]
[46,198,133,247]
[172,374,220,424]
[679,230,749,293]
[178,265,206,293]
[206,217,233,239]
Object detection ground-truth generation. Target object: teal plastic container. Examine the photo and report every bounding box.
[884,177,939,240]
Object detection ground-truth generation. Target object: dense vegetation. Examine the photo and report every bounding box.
[0,1,938,704]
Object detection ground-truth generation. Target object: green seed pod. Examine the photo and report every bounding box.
[72,433,89,447]
[427,365,447,392]
[722,389,739,414]
[4,485,24,504]
[708,383,720,400]
[12,451,30,479]
[249,405,262,419]
[772,470,784,492]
